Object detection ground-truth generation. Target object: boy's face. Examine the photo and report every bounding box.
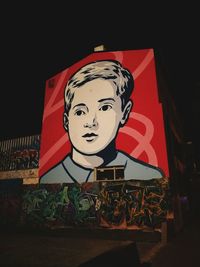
[65,79,131,155]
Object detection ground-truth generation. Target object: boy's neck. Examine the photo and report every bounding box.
[72,143,117,169]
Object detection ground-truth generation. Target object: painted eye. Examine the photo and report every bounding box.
[75,110,85,116]
[100,104,112,111]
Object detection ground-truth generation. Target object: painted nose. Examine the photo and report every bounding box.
[84,116,98,128]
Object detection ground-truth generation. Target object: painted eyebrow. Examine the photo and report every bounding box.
[72,103,87,110]
[98,98,115,103]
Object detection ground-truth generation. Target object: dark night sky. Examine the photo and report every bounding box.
[1,6,200,164]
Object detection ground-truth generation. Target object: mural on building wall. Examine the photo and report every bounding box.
[0,135,40,171]
[0,50,171,231]
[39,49,169,183]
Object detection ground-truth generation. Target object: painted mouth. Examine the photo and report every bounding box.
[82,133,98,142]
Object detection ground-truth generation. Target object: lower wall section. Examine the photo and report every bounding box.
[0,177,169,232]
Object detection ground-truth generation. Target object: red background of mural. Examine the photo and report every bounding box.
[39,49,169,177]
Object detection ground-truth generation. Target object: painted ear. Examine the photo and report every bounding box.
[120,100,133,126]
[63,112,69,132]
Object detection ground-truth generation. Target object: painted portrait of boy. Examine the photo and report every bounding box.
[40,58,165,184]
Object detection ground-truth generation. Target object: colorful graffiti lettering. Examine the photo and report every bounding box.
[0,135,40,171]
[21,178,169,229]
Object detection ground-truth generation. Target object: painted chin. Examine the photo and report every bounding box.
[83,136,98,143]
[79,139,111,155]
